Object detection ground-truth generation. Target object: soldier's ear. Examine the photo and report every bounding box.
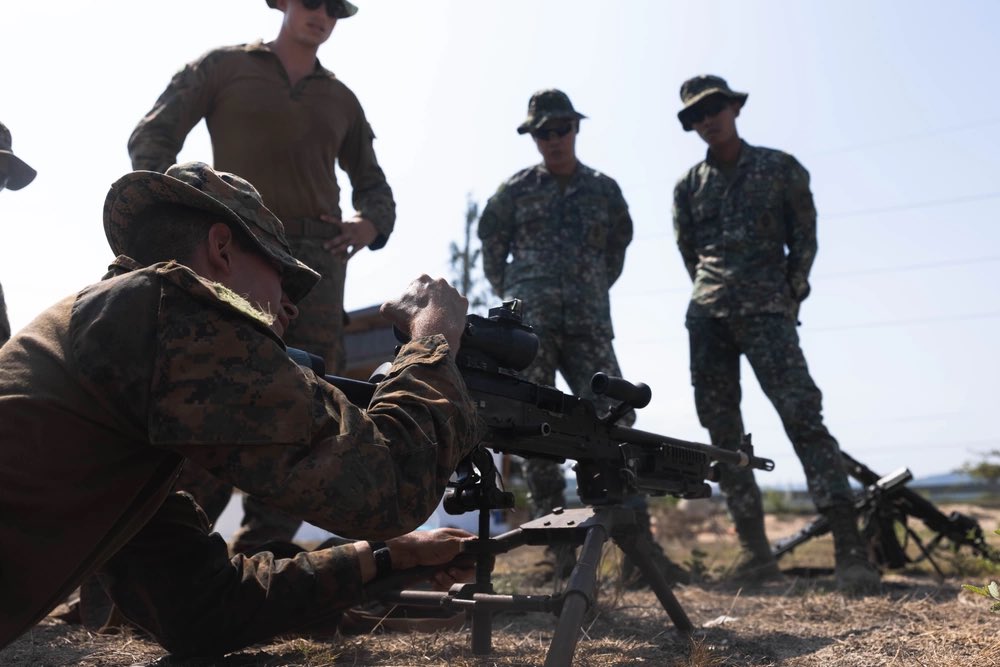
[205,222,238,276]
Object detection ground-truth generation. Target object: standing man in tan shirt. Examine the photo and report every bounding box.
[128,0,395,551]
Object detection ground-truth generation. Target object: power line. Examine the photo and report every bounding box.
[818,255,1000,280]
[617,310,1000,345]
[825,191,1000,220]
[808,117,1000,157]
[616,255,1000,299]
[633,190,1000,243]
[809,311,1000,332]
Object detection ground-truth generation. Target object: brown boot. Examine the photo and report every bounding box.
[826,503,881,595]
[729,515,782,583]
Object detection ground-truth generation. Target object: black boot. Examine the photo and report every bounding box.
[826,503,881,594]
[729,514,782,583]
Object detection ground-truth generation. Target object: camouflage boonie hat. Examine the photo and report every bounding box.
[265,0,358,19]
[517,89,587,135]
[0,122,37,191]
[677,75,748,131]
[103,161,321,303]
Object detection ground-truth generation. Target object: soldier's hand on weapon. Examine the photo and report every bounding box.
[322,213,378,260]
[381,275,468,354]
[356,528,479,588]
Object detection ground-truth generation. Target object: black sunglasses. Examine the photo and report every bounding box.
[684,97,731,125]
[301,0,343,18]
[531,124,574,141]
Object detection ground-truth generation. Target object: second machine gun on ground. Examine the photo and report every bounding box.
[293,299,775,667]
[772,452,1000,577]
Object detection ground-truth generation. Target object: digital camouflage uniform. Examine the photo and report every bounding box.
[128,36,395,548]
[0,163,477,653]
[0,121,37,347]
[479,161,634,515]
[673,140,853,521]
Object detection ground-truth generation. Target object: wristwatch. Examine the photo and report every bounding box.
[370,541,393,578]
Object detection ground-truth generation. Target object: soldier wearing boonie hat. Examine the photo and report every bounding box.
[265,0,358,18]
[672,75,881,594]
[675,74,748,132]
[0,121,37,347]
[516,89,587,135]
[0,160,478,654]
[104,161,320,306]
[129,0,396,552]
[479,89,690,588]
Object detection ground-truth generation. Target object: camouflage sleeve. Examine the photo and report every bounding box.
[127,51,223,172]
[338,109,396,250]
[783,157,818,302]
[151,296,479,540]
[604,181,633,286]
[477,185,514,297]
[0,282,9,345]
[672,176,698,281]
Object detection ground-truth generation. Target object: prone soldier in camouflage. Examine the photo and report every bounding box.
[128,0,395,551]
[479,90,687,585]
[0,162,479,655]
[672,75,879,592]
[0,122,37,346]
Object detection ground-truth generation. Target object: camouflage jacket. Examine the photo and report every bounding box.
[478,162,633,337]
[673,141,817,318]
[127,41,395,248]
[0,259,477,648]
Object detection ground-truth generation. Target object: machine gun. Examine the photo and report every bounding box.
[772,453,1000,576]
[291,300,775,667]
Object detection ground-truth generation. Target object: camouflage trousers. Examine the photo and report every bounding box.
[521,328,636,518]
[0,281,10,346]
[686,315,853,523]
[94,492,359,656]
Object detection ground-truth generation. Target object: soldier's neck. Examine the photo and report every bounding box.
[544,158,578,177]
[708,135,742,167]
[270,35,320,87]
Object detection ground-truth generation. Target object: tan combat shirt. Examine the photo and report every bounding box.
[127,41,395,246]
[0,260,476,648]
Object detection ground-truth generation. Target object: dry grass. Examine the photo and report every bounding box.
[3,503,1000,667]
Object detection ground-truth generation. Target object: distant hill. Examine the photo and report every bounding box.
[912,470,977,488]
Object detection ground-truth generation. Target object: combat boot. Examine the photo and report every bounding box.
[728,515,782,583]
[622,538,691,589]
[825,503,881,595]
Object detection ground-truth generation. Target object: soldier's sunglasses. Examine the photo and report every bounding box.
[684,97,731,125]
[531,125,574,141]
[301,0,343,18]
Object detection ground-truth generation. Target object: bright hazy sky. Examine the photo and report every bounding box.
[2,1,998,488]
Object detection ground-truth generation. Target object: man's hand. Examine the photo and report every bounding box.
[380,275,468,353]
[354,528,477,589]
[321,214,378,260]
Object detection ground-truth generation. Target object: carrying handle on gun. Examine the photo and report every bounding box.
[591,372,651,409]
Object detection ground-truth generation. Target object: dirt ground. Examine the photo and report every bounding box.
[3,503,999,667]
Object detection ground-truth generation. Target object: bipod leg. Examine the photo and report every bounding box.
[543,522,609,667]
[616,534,694,635]
[472,508,495,655]
[907,528,946,579]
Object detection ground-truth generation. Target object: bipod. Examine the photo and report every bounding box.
[378,503,693,667]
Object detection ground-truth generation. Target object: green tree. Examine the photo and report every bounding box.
[449,194,492,315]
[961,450,1000,488]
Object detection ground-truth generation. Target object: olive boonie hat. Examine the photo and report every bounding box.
[265,0,358,18]
[517,89,587,135]
[103,161,321,303]
[677,75,748,131]
[0,122,37,191]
